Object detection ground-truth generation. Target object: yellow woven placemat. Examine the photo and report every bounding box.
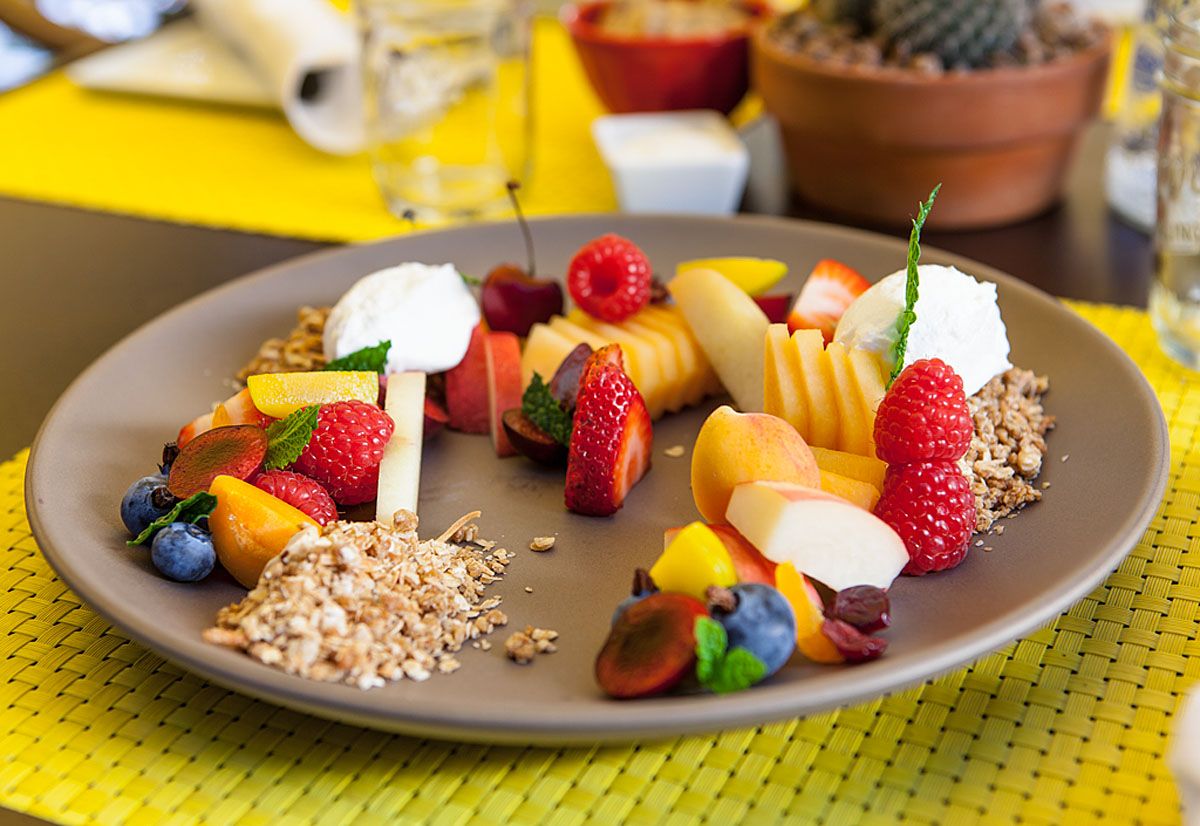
[0,18,617,243]
[0,300,1190,825]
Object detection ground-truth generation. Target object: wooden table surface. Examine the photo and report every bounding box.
[0,126,1153,461]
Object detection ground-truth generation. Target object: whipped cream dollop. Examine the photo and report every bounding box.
[833,264,1011,396]
[324,263,481,374]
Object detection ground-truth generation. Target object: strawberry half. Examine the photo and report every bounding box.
[565,345,653,517]
[787,259,870,344]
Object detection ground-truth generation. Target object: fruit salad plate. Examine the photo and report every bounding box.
[26,215,1168,744]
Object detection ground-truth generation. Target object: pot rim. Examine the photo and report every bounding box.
[752,19,1112,88]
[563,0,771,50]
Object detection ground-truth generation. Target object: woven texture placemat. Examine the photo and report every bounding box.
[1,301,1191,825]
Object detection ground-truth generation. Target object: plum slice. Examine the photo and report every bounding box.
[167,424,268,499]
[595,592,708,699]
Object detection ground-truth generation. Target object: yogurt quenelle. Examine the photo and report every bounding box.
[834,264,1011,396]
[324,262,481,374]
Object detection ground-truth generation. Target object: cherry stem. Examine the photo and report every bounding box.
[506,180,536,277]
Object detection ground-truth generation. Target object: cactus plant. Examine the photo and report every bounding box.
[870,0,1033,68]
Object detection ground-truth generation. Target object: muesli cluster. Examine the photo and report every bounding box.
[203,511,510,689]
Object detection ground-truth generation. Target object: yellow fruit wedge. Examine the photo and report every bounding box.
[208,475,319,588]
[521,323,576,389]
[676,257,788,296]
[246,371,379,418]
[624,317,686,413]
[638,306,713,406]
[649,522,738,600]
[570,313,667,419]
[791,329,838,449]
[819,469,881,511]
[810,446,887,491]
[847,348,888,456]
[764,323,808,439]
[775,562,844,664]
[826,341,871,456]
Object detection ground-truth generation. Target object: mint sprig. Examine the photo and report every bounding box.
[889,184,941,386]
[128,491,217,546]
[694,617,768,694]
[263,406,319,470]
[522,372,573,446]
[324,340,391,373]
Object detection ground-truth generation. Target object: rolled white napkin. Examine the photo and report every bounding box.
[1173,689,1200,825]
[190,0,363,154]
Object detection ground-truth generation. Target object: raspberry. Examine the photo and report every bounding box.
[253,470,338,525]
[874,358,972,464]
[567,233,652,323]
[873,461,975,576]
[291,401,394,505]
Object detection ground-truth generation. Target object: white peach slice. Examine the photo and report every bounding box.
[725,481,907,591]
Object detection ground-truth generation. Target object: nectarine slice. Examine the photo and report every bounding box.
[208,475,319,588]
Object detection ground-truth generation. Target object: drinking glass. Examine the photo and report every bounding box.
[1153,6,1200,367]
[357,0,532,221]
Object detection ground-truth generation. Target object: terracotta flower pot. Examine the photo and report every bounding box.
[564,0,771,115]
[751,26,1112,230]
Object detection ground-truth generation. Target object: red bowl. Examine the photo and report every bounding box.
[563,0,770,115]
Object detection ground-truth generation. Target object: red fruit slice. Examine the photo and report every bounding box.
[821,618,887,663]
[548,342,594,412]
[753,293,794,325]
[595,592,708,699]
[565,346,653,516]
[167,425,268,499]
[502,409,567,466]
[662,523,777,586]
[424,396,449,438]
[213,387,274,429]
[445,325,490,434]
[787,260,870,343]
[484,331,524,458]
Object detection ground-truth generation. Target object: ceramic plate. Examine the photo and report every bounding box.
[26,215,1168,744]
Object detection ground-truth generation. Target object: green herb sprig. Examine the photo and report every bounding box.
[521,373,573,446]
[128,491,218,546]
[889,184,941,385]
[263,405,320,471]
[694,617,768,694]
[324,340,391,373]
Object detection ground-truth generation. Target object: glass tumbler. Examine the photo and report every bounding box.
[357,0,532,221]
[1152,6,1200,367]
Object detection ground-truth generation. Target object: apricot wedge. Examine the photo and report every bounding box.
[246,370,379,418]
[208,475,319,588]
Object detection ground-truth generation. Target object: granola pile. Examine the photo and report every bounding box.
[236,305,330,383]
[203,511,510,689]
[962,368,1055,532]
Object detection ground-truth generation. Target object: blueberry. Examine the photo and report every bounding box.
[150,522,216,582]
[611,568,657,624]
[120,475,174,537]
[714,584,796,677]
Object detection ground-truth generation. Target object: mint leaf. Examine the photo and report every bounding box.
[128,491,217,546]
[460,271,482,287]
[694,616,727,685]
[693,616,768,694]
[705,647,768,694]
[521,372,572,446]
[263,406,319,470]
[889,184,941,386]
[324,340,391,373]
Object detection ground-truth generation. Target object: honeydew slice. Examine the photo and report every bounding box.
[791,329,838,450]
[569,312,667,418]
[826,341,871,456]
[521,323,576,390]
[623,317,686,414]
[764,323,808,439]
[376,371,426,523]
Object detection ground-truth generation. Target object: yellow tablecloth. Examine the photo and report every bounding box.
[1,302,1191,825]
[0,19,616,242]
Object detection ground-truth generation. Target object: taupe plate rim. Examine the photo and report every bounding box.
[26,214,1169,744]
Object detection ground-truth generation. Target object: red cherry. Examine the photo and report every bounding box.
[480,265,565,336]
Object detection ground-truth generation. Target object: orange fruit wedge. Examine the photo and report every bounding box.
[208,475,319,588]
[246,371,379,418]
[775,562,844,664]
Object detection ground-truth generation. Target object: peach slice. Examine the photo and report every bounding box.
[775,562,844,664]
[690,406,819,524]
[819,470,881,511]
[246,370,379,418]
[809,446,886,492]
[726,481,907,591]
[208,475,319,588]
[484,332,523,458]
